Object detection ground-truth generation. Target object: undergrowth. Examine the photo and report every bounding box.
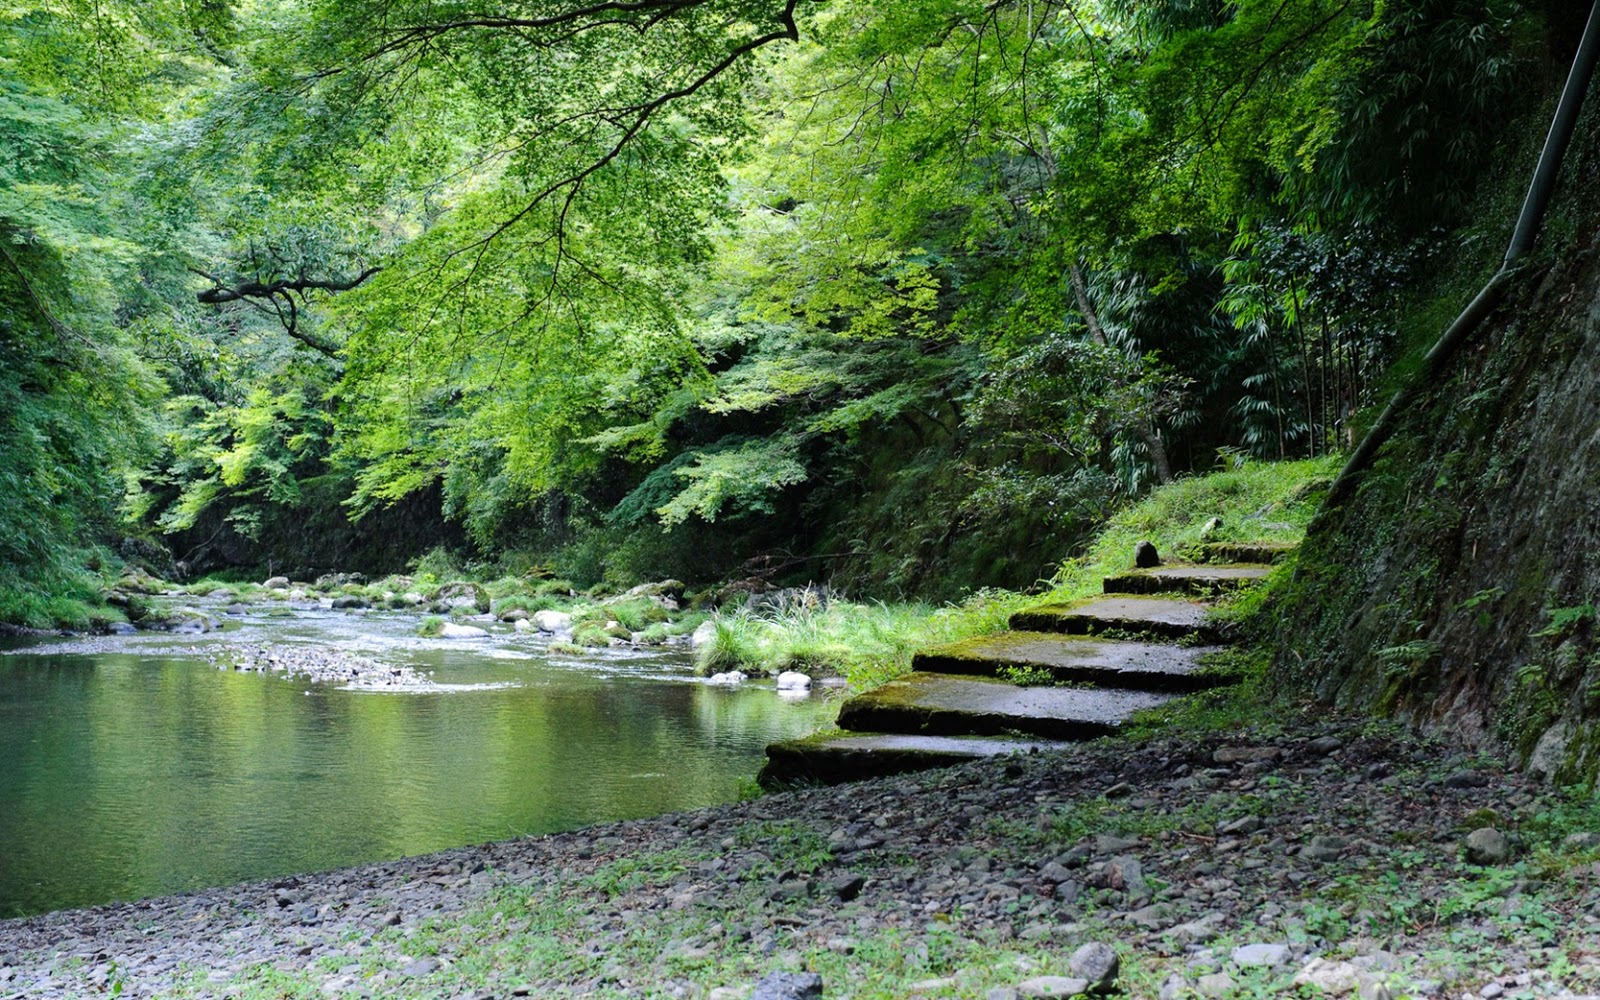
[695,456,1337,691]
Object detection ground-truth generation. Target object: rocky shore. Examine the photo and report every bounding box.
[3,716,1599,1000]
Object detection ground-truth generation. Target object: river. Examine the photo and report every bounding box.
[0,602,837,918]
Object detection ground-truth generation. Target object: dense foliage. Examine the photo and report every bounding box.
[0,0,1554,623]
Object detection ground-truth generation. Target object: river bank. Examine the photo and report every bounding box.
[4,712,1598,999]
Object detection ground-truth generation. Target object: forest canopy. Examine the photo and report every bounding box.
[0,0,1548,623]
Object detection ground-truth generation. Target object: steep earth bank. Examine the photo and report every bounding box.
[1277,114,1600,783]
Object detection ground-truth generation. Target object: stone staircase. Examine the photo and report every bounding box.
[758,545,1283,787]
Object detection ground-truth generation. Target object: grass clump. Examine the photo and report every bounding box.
[491,594,560,617]
[695,591,1025,689]
[416,615,446,638]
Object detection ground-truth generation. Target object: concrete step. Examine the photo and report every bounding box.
[835,672,1173,741]
[913,632,1227,692]
[758,732,1063,788]
[1193,541,1296,565]
[1102,564,1271,596]
[1009,597,1220,641]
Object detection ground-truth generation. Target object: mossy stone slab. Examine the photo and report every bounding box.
[1194,541,1297,565]
[913,632,1227,692]
[1102,565,1271,596]
[835,672,1173,741]
[758,732,1060,788]
[1009,598,1218,640]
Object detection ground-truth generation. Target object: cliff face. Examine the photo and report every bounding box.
[1278,123,1600,781]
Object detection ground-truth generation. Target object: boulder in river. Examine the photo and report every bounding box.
[691,620,717,649]
[533,610,572,632]
[435,582,490,614]
[262,576,290,589]
[775,671,812,691]
[438,623,489,639]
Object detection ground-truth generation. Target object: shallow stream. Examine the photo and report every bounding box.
[0,603,836,917]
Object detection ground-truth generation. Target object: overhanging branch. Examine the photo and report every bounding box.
[191,266,381,356]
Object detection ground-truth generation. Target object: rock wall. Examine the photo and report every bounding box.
[1277,118,1600,782]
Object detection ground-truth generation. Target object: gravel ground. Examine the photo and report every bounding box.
[3,715,1600,1000]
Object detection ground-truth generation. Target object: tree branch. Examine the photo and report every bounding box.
[191,266,380,355]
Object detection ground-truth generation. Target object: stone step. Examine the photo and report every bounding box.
[1101,564,1271,596]
[1009,597,1220,641]
[758,732,1062,788]
[912,632,1227,692]
[1192,541,1296,565]
[835,672,1174,741]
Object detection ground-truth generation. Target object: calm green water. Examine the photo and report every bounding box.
[0,605,837,918]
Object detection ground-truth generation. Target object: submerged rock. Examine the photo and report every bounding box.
[438,623,489,639]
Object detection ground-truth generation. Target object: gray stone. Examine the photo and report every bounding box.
[1303,835,1349,862]
[1444,770,1489,789]
[1069,942,1118,994]
[1125,904,1171,931]
[402,957,441,976]
[106,621,137,635]
[1307,735,1344,755]
[1231,943,1291,968]
[1196,973,1236,998]
[1219,816,1262,836]
[1294,958,1361,994]
[330,596,370,610]
[776,671,812,691]
[1088,856,1145,896]
[750,972,822,1000]
[1169,913,1224,945]
[1465,827,1510,865]
[828,872,865,901]
[1135,541,1160,568]
[1566,832,1600,851]
[692,620,718,649]
[438,623,489,639]
[1159,974,1188,1000]
[1528,722,1573,779]
[1094,834,1141,853]
[1018,976,1091,998]
[1038,861,1073,884]
[262,576,290,589]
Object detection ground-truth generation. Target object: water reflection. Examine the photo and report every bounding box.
[0,609,836,917]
